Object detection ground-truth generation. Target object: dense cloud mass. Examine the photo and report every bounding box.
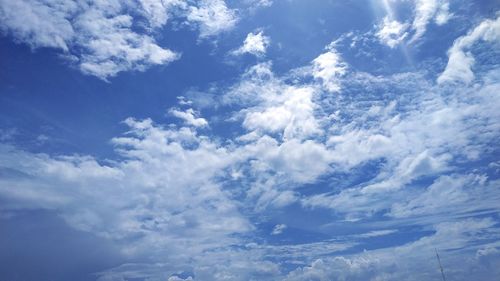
[0,0,499,281]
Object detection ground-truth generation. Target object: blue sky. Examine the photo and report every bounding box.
[0,0,500,280]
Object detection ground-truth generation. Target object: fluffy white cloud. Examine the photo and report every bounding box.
[311,47,347,92]
[226,62,323,140]
[187,0,238,38]
[170,108,209,127]
[302,67,500,219]
[138,0,186,29]
[0,118,251,262]
[0,0,76,51]
[0,0,180,79]
[0,0,238,79]
[232,30,270,57]
[376,16,409,48]
[438,15,500,84]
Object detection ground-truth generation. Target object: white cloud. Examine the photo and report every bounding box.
[0,0,180,80]
[138,0,187,29]
[302,68,500,218]
[389,174,497,219]
[311,47,347,92]
[410,0,451,42]
[232,30,270,57]
[226,62,322,140]
[0,0,239,79]
[75,9,180,80]
[168,276,194,281]
[170,108,209,127]
[1,23,500,280]
[438,15,500,84]
[271,223,287,235]
[187,0,238,38]
[245,0,273,9]
[242,85,321,139]
[0,119,251,262]
[285,218,500,281]
[376,16,409,48]
[0,0,77,51]
[246,137,332,184]
[354,229,398,238]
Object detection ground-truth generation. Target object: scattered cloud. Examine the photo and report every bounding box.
[245,0,273,9]
[285,218,500,281]
[311,46,347,92]
[271,223,287,235]
[0,0,239,79]
[232,30,270,57]
[376,16,409,48]
[170,108,209,127]
[438,15,500,84]
[187,0,238,38]
[410,0,452,42]
[1,2,500,280]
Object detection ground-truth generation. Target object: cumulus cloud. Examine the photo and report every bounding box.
[376,16,409,48]
[311,47,347,92]
[0,119,251,262]
[232,30,270,57]
[187,0,238,38]
[0,0,238,79]
[438,15,500,84]
[226,62,323,140]
[170,108,209,127]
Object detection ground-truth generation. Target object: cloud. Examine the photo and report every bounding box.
[1,20,500,279]
[354,229,398,238]
[410,0,451,42]
[285,218,500,281]
[0,0,180,80]
[271,223,287,235]
[311,47,347,92]
[0,0,76,51]
[232,30,270,57]
[245,0,273,9]
[0,118,252,263]
[376,16,409,48]
[225,62,323,140]
[137,0,186,29]
[389,174,497,219]
[170,108,209,127]
[438,15,500,84]
[0,0,238,79]
[301,67,500,219]
[187,0,238,38]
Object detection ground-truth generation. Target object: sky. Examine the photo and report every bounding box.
[0,0,500,280]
